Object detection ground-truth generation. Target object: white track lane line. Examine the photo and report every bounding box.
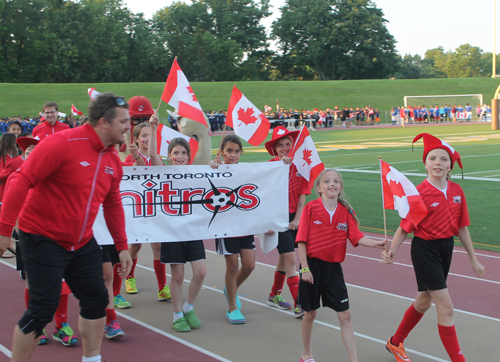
[116,312,232,362]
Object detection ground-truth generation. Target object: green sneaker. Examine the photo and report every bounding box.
[125,277,138,294]
[158,285,171,301]
[172,317,191,332]
[52,323,78,346]
[183,309,201,329]
[113,294,132,309]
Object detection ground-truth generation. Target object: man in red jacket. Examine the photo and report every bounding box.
[0,93,133,362]
[32,101,70,137]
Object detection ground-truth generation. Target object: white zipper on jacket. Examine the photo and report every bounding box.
[77,149,105,244]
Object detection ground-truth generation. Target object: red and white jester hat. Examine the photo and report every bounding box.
[412,133,463,170]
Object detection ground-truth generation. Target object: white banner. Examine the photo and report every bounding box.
[93,162,289,245]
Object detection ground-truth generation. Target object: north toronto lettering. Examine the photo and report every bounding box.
[121,172,233,181]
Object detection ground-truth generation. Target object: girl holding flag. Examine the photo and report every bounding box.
[297,168,387,362]
[382,133,485,362]
[211,135,256,324]
[149,113,207,332]
[264,126,308,317]
[123,100,171,304]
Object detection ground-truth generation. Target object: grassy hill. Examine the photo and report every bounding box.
[2,78,500,119]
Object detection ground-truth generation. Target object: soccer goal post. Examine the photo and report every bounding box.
[404,94,483,109]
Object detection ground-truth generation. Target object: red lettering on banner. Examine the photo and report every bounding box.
[157,182,179,215]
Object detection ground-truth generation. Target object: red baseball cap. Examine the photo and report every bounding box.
[128,96,154,119]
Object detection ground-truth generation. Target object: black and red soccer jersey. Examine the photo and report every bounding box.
[269,157,310,213]
[400,179,469,240]
[296,199,363,263]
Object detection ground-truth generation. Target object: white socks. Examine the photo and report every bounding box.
[82,356,101,362]
[183,302,194,313]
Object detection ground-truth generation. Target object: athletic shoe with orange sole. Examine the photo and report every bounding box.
[386,339,411,362]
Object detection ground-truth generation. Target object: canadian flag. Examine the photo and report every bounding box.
[290,125,325,188]
[71,104,83,116]
[380,160,428,227]
[156,123,198,165]
[161,59,208,127]
[226,86,270,146]
[88,88,101,100]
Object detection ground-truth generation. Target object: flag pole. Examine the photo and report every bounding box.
[379,156,388,242]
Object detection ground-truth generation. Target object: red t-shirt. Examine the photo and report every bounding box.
[124,152,151,166]
[296,198,363,263]
[269,157,310,213]
[0,155,23,202]
[400,179,469,240]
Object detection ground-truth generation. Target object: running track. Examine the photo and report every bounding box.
[1,230,499,361]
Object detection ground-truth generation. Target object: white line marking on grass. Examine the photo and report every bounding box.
[0,343,12,359]
[465,170,500,175]
[335,168,500,182]
[116,312,233,362]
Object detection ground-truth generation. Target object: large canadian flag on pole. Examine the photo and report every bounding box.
[71,104,83,116]
[226,85,270,146]
[156,123,198,164]
[161,59,208,127]
[380,160,427,227]
[290,125,325,188]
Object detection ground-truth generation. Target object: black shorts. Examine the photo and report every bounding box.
[298,257,349,312]
[215,235,255,255]
[411,236,454,292]
[277,213,297,254]
[100,244,120,265]
[161,240,206,264]
[18,231,108,334]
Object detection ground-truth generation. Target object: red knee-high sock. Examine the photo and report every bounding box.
[113,264,122,297]
[128,257,138,279]
[270,270,286,297]
[106,308,117,325]
[54,294,68,329]
[392,304,424,345]
[438,324,465,362]
[287,275,300,308]
[25,288,30,309]
[154,260,166,292]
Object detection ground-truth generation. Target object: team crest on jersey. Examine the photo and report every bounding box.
[313,220,322,225]
[337,223,347,231]
[104,166,114,175]
[453,196,461,204]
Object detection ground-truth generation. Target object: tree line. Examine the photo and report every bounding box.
[0,0,495,83]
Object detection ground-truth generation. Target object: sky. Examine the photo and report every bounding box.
[123,0,499,57]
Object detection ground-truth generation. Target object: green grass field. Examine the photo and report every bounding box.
[210,124,500,251]
[2,77,500,118]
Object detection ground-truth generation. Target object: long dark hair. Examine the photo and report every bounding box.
[0,133,18,163]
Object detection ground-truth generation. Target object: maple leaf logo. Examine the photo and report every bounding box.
[388,179,406,198]
[302,149,313,166]
[186,85,198,102]
[237,107,257,126]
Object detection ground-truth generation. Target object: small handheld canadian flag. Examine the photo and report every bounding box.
[380,159,427,229]
[226,85,270,146]
[290,125,325,188]
[88,88,101,100]
[71,104,83,116]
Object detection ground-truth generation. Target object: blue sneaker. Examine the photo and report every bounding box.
[38,329,48,345]
[226,309,246,324]
[113,294,131,309]
[105,320,125,339]
[223,286,242,309]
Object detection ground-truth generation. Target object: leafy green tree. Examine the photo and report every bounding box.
[272,0,398,80]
